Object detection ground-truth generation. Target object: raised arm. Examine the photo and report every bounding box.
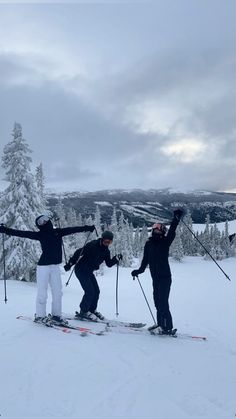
[166,209,183,245]
[59,225,95,237]
[0,225,39,240]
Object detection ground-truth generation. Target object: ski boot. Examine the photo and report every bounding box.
[48,314,69,327]
[34,315,52,327]
[75,310,98,321]
[93,311,105,321]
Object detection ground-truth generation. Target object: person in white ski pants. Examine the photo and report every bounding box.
[0,215,95,323]
[36,265,62,318]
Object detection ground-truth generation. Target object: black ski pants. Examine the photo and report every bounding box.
[75,268,100,313]
[152,276,173,331]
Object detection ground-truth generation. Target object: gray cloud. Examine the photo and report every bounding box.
[0,2,236,192]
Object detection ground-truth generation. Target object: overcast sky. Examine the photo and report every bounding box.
[0,0,236,193]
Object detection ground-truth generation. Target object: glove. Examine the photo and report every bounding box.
[173,209,184,220]
[229,233,236,243]
[84,225,95,232]
[0,224,7,234]
[64,262,72,272]
[116,254,123,261]
[131,269,140,278]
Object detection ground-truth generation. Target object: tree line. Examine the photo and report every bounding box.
[0,123,235,281]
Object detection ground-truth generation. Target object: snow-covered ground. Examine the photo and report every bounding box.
[0,256,236,418]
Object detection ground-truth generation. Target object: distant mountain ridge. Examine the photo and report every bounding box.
[46,188,236,227]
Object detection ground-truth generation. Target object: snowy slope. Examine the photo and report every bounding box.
[0,257,236,418]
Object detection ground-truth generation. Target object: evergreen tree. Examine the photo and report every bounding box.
[203,214,212,260]
[94,205,102,237]
[181,210,195,255]
[221,220,234,258]
[35,162,47,208]
[66,207,78,251]
[116,212,133,267]
[170,225,184,261]
[133,227,140,258]
[54,196,70,262]
[210,224,224,260]
[0,122,45,280]
[109,207,119,256]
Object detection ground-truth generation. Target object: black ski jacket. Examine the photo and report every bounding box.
[2,225,89,265]
[69,239,118,273]
[137,217,180,279]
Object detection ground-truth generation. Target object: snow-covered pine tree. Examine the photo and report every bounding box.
[133,226,140,258]
[209,223,224,260]
[53,196,70,262]
[66,207,79,252]
[116,211,133,267]
[203,214,212,260]
[75,212,88,248]
[54,196,67,227]
[181,210,196,255]
[221,220,234,258]
[170,224,184,261]
[94,205,102,237]
[0,122,45,281]
[35,162,47,208]
[109,207,119,256]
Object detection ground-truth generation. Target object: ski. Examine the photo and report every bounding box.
[67,311,146,329]
[16,315,106,336]
[47,314,106,336]
[148,329,207,341]
[147,325,207,340]
[104,325,207,341]
[149,327,178,337]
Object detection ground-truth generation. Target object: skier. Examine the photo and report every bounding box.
[0,215,95,325]
[64,230,123,321]
[131,209,184,335]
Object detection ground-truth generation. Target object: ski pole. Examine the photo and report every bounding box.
[164,208,231,282]
[1,224,7,303]
[54,217,68,264]
[65,231,92,287]
[180,218,231,281]
[134,275,156,324]
[115,262,119,317]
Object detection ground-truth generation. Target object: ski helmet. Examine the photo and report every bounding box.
[35,214,52,229]
[152,223,167,235]
[102,230,114,241]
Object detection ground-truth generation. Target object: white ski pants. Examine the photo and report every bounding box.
[36,265,62,317]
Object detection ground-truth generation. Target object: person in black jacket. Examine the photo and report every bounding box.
[64,230,122,321]
[131,209,183,334]
[0,215,95,325]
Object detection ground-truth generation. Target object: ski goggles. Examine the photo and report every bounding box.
[37,215,51,226]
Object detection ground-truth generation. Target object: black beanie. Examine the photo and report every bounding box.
[102,230,114,240]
